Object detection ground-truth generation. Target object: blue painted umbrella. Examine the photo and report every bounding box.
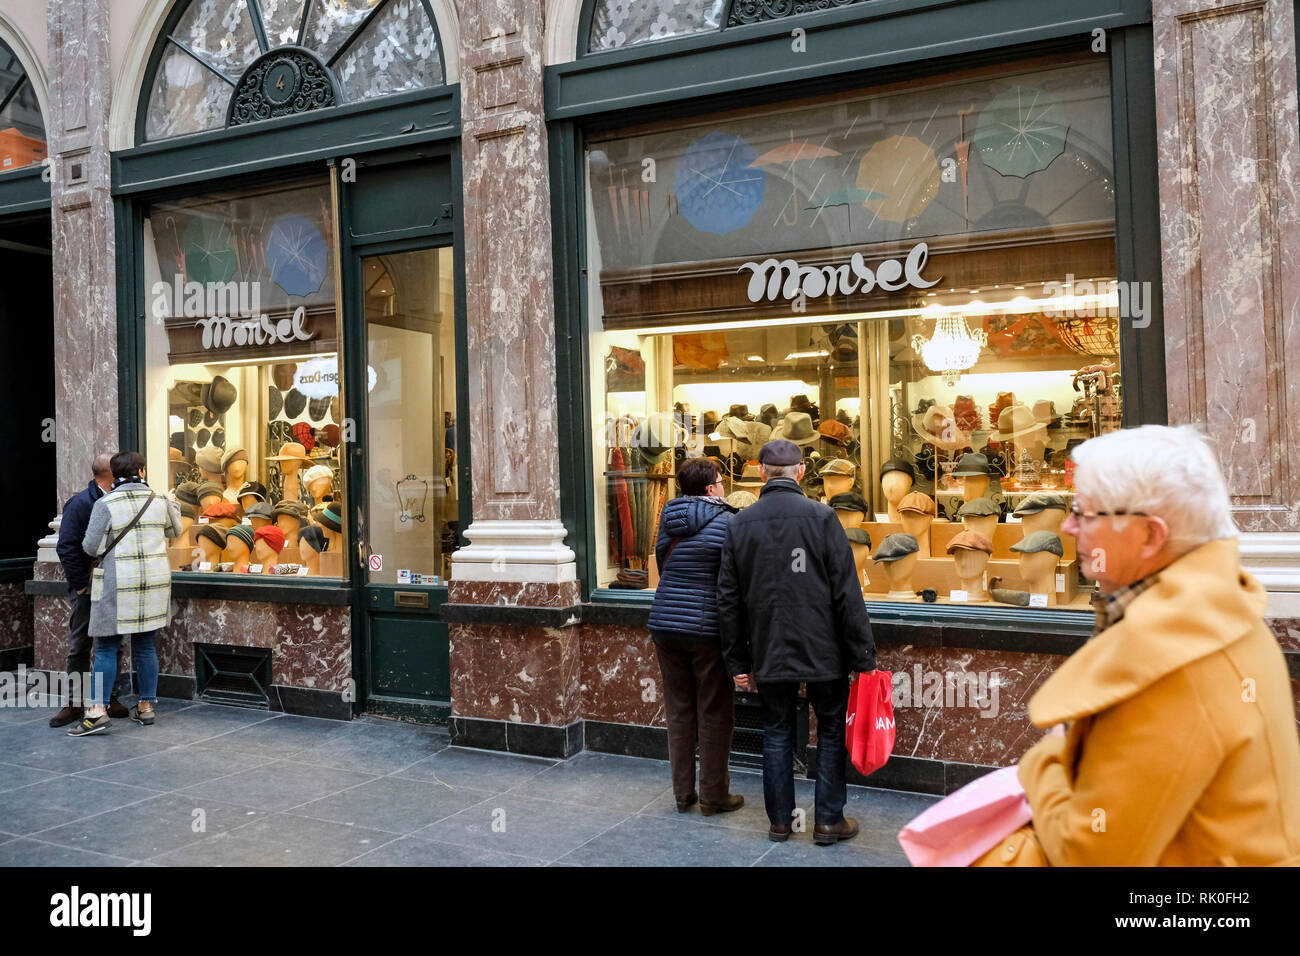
[265,213,329,297]
[673,131,766,236]
[182,217,237,286]
[973,86,1070,178]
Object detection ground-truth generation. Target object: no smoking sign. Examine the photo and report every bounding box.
[369,554,383,572]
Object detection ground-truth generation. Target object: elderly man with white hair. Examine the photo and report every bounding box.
[977,425,1300,866]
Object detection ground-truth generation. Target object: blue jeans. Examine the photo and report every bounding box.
[758,678,850,827]
[92,632,159,707]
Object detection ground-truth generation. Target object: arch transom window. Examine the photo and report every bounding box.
[586,0,872,53]
[0,38,45,172]
[144,0,446,142]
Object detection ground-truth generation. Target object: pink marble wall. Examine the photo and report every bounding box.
[448,623,582,724]
[33,594,67,671]
[0,582,33,651]
[1155,0,1300,531]
[579,625,666,726]
[449,580,582,608]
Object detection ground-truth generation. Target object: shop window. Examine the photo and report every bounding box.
[0,39,46,173]
[587,0,724,53]
[143,0,446,142]
[587,55,1126,610]
[143,178,348,579]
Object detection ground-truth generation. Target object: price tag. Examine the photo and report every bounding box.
[950,589,969,602]
[197,562,212,571]
[249,563,263,574]
[1006,514,1021,524]
[874,513,890,523]
[1055,573,1066,593]
[1029,593,1049,608]
[242,517,252,525]
[296,565,309,576]
[198,517,210,524]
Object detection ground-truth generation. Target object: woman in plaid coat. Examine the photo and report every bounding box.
[70,451,183,736]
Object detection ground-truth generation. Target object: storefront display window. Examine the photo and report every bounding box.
[144,0,446,142]
[0,39,46,173]
[587,55,1123,609]
[143,179,348,579]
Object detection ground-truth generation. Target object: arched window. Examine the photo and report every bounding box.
[143,0,446,142]
[0,37,45,172]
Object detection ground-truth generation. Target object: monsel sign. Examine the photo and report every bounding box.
[738,241,940,304]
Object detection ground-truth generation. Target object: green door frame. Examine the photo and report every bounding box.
[548,3,1165,631]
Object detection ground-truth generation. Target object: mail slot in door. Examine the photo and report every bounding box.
[394,590,430,609]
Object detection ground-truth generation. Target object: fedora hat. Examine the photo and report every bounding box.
[283,388,308,420]
[990,404,1045,442]
[726,404,752,421]
[1011,530,1064,557]
[268,386,283,420]
[772,411,818,446]
[1032,400,1061,427]
[225,523,255,552]
[757,403,779,429]
[195,447,222,474]
[201,375,238,415]
[912,403,971,450]
[951,452,992,477]
[873,532,919,563]
[725,490,757,510]
[267,442,309,464]
[817,420,852,446]
[787,394,816,415]
[736,462,763,488]
[946,530,994,555]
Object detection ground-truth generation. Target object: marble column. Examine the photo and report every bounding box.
[1154,0,1300,615]
[451,0,578,606]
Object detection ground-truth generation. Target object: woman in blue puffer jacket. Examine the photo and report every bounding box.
[648,456,744,817]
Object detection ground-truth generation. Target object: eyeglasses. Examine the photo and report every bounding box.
[1068,504,1148,520]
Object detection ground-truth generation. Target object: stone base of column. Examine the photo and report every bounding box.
[1239,532,1300,619]
[449,519,577,584]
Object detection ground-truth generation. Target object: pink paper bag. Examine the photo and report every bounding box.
[897,765,1032,867]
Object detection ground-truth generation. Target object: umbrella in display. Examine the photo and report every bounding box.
[856,135,942,224]
[806,186,885,230]
[673,131,767,236]
[750,132,840,227]
[265,213,329,297]
[182,217,238,285]
[973,86,1070,178]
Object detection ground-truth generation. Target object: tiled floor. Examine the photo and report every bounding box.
[0,699,936,866]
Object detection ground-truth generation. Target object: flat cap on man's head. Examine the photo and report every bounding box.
[758,439,803,466]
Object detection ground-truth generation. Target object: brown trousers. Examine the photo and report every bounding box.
[653,635,735,804]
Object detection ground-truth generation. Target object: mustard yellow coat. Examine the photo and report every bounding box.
[980,537,1300,866]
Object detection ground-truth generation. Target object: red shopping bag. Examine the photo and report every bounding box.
[845,670,894,776]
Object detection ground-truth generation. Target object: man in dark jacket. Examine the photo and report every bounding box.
[718,438,876,845]
[50,453,127,727]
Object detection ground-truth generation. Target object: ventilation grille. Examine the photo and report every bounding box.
[195,644,272,709]
[730,690,808,773]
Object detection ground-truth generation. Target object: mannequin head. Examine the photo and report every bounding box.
[957,497,1000,541]
[201,501,239,530]
[222,449,249,490]
[951,452,993,502]
[829,493,869,532]
[195,481,225,512]
[224,524,254,572]
[897,492,936,544]
[881,471,913,508]
[244,502,273,529]
[961,475,990,501]
[822,474,854,501]
[1011,530,1063,602]
[303,464,335,505]
[946,530,993,600]
[316,502,344,551]
[1013,493,1068,536]
[271,501,311,547]
[252,525,287,571]
[193,525,226,568]
[297,525,327,576]
[267,442,309,478]
[237,481,268,513]
[195,446,223,483]
[846,527,872,590]
[872,533,920,596]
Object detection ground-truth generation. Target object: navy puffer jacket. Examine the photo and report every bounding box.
[647,496,737,639]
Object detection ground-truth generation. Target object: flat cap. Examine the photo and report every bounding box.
[195,481,225,502]
[192,524,227,549]
[819,457,856,478]
[872,532,920,563]
[175,482,201,506]
[898,491,936,516]
[758,438,803,466]
[225,523,255,551]
[880,457,915,481]
[957,496,1000,518]
[845,527,872,547]
[828,492,869,516]
[945,530,994,555]
[1011,530,1064,557]
[1013,493,1069,517]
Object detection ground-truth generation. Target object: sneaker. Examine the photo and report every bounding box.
[130,705,155,726]
[67,713,111,737]
[49,705,84,728]
[107,698,130,719]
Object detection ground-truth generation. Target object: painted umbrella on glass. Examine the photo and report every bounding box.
[972,86,1070,178]
[265,213,329,297]
[673,131,767,236]
[182,217,238,285]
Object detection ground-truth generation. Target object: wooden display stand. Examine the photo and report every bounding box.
[319,551,343,578]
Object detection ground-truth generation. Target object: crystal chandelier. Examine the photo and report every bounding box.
[911,309,987,386]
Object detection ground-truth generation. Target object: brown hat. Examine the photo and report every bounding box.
[267,441,309,463]
[221,448,248,473]
[945,530,993,555]
[817,420,852,446]
[897,491,936,516]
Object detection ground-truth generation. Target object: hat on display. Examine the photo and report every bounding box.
[244,501,274,522]
[319,424,341,448]
[187,408,203,428]
[1011,530,1064,557]
[951,452,993,477]
[298,524,328,554]
[237,481,268,503]
[195,446,221,474]
[880,457,916,481]
[202,376,238,415]
[221,448,248,474]
[303,464,334,488]
[872,533,920,563]
[203,409,218,427]
[828,492,869,516]
[201,501,238,521]
[195,481,225,504]
[990,404,1044,442]
[945,530,994,555]
[758,439,802,466]
[193,524,227,549]
[253,526,287,555]
[196,427,211,447]
[267,442,310,464]
[758,404,779,429]
[268,387,283,420]
[631,412,686,466]
[725,490,757,510]
[177,501,199,520]
[953,395,982,432]
[317,503,344,533]
[212,428,226,449]
[329,395,341,422]
[309,396,332,422]
[988,391,1015,428]
[1013,493,1069,517]
[292,421,316,452]
[1032,400,1061,427]
[284,388,308,419]
[699,411,720,436]
[897,492,936,516]
[957,497,1000,518]
[772,411,818,446]
[817,420,852,446]
[272,364,297,391]
[176,482,201,506]
[787,394,817,416]
[845,527,872,547]
[912,403,972,450]
[736,462,763,488]
[819,458,856,479]
[271,500,311,528]
[726,404,752,421]
[225,524,255,552]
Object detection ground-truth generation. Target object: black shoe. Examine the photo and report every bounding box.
[107,698,130,719]
[700,794,745,816]
[49,705,84,728]
[769,823,793,843]
[67,713,110,737]
[814,816,860,846]
[675,793,698,813]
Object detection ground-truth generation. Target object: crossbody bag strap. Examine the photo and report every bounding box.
[91,491,156,570]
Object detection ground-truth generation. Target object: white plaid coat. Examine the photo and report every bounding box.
[82,483,183,637]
